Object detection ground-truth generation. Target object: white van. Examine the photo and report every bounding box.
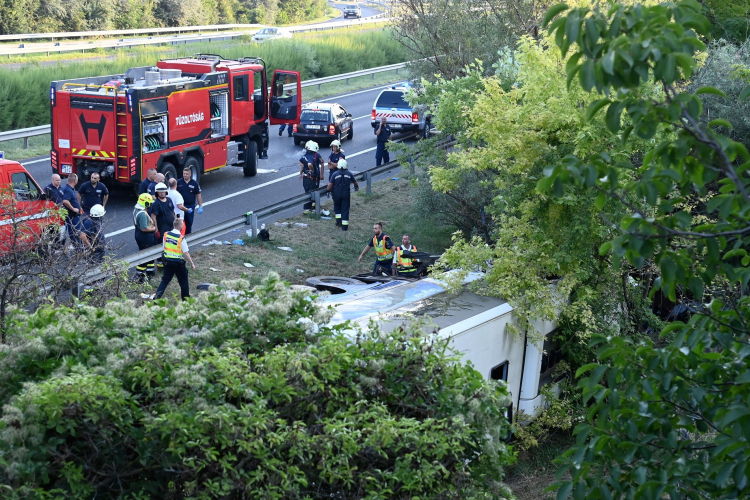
[315,274,563,420]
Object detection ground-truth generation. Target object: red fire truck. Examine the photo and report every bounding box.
[50,54,301,186]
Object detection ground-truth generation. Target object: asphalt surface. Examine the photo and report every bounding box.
[326,2,381,22]
[22,83,414,257]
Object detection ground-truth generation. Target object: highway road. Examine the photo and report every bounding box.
[21,83,414,257]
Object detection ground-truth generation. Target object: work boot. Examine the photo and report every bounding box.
[278,128,283,136]
[335,219,342,226]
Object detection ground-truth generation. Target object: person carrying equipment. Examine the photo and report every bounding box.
[326,159,358,231]
[298,140,324,212]
[392,234,419,277]
[133,192,157,280]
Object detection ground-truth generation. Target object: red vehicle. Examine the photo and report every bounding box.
[0,156,62,254]
[50,54,301,186]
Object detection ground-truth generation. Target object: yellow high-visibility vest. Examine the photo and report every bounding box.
[163,231,184,261]
[395,245,418,271]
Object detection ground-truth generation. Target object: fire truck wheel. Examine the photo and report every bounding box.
[184,156,202,184]
[159,162,178,183]
[242,137,258,177]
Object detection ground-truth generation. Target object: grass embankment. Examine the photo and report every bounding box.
[505,433,574,500]
[0,29,406,132]
[154,177,452,296]
[1,68,407,160]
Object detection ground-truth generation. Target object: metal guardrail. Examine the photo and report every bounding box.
[0,24,259,42]
[0,15,390,56]
[82,139,456,284]
[0,60,407,147]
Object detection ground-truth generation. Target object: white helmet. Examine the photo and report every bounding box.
[155,182,168,192]
[330,140,341,149]
[305,140,319,152]
[337,159,348,169]
[90,204,106,217]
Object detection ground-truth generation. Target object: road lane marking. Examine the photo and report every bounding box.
[22,157,51,166]
[103,133,415,239]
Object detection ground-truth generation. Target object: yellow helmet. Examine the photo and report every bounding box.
[138,192,154,208]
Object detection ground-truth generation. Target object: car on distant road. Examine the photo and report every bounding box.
[252,27,293,42]
[342,5,362,18]
[293,102,354,146]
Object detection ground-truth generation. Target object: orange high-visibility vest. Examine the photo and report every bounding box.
[395,245,418,271]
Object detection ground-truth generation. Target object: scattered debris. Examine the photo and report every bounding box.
[202,239,223,247]
[210,267,221,272]
[320,216,331,220]
[275,222,289,226]
[246,229,253,237]
[232,239,245,245]
[277,246,294,252]
[296,269,304,273]
[391,177,399,180]
[223,241,231,245]
[197,283,220,291]
[140,293,155,300]
[321,210,331,216]
[209,253,215,256]
[294,223,308,227]
[244,263,255,268]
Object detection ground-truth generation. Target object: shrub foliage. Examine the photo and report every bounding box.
[0,275,514,499]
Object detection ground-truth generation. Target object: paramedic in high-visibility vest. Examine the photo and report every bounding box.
[393,234,418,277]
[153,219,195,301]
[358,222,395,275]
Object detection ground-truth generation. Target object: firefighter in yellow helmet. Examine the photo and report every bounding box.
[133,192,157,281]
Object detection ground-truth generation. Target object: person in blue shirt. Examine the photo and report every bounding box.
[77,172,109,215]
[138,168,156,195]
[62,173,84,245]
[374,116,392,166]
[44,174,65,205]
[176,167,203,235]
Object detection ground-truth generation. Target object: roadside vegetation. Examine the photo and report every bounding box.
[0,0,328,34]
[0,29,406,132]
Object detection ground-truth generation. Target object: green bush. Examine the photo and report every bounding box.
[0,274,514,499]
[0,30,406,132]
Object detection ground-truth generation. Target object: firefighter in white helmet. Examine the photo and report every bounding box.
[80,204,106,261]
[326,158,358,231]
[328,139,345,181]
[298,140,324,213]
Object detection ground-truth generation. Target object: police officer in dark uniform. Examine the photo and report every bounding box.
[176,167,203,235]
[134,193,157,280]
[77,172,108,215]
[45,174,65,204]
[298,140,324,212]
[138,168,156,195]
[374,115,392,166]
[327,159,358,231]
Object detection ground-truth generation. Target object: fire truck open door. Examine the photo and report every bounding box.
[269,70,301,125]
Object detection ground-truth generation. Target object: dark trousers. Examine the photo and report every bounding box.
[279,124,293,136]
[184,204,195,234]
[375,142,389,166]
[333,191,351,230]
[303,177,318,210]
[134,230,156,275]
[373,259,392,275]
[154,260,190,300]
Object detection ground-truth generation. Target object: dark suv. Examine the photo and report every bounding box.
[343,5,361,18]
[293,102,354,146]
